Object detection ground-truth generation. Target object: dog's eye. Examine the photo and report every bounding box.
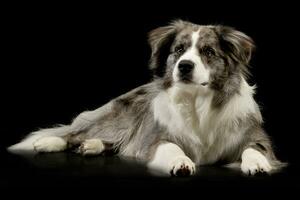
[174,45,184,54]
[202,46,216,58]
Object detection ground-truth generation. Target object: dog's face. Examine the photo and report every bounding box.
[149,20,254,101]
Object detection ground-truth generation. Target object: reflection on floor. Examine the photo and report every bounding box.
[1,149,297,196]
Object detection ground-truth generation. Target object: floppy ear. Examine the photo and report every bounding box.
[148,25,177,77]
[217,26,255,65]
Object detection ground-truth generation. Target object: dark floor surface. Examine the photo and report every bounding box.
[1,148,299,198]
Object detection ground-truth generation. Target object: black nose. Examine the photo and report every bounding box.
[178,60,194,75]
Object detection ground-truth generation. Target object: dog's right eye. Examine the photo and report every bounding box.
[175,45,184,54]
[202,46,216,58]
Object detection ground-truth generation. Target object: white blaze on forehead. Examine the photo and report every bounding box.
[173,28,210,86]
[191,29,200,51]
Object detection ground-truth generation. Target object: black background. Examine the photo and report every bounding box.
[1,1,299,197]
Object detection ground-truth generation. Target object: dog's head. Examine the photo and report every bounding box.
[148,20,255,105]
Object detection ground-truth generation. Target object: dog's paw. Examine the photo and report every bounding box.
[169,156,196,176]
[79,139,105,156]
[33,136,67,152]
[241,148,272,175]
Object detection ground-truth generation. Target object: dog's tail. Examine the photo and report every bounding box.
[269,159,288,173]
[7,125,72,152]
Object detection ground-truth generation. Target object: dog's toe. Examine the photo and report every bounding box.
[175,165,192,176]
[79,139,105,156]
[170,156,196,177]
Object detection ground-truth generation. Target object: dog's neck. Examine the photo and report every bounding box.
[167,83,213,134]
[155,78,260,136]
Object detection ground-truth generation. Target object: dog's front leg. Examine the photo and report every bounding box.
[148,142,196,176]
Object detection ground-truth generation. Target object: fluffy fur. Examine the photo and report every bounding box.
[8,20,285,176]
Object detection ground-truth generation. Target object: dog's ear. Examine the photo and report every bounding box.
[148,24,177,77]
[217,26,255,65]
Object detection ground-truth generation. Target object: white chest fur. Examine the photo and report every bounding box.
[152,79,261,164]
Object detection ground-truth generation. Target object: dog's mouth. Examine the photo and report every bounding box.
[179,74,193,83]
[180,77,192,84]
[200,82,209,86]
[179,78,209,87]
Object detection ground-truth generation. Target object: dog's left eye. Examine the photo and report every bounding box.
[174,45,184,54]
[202,46,216,58]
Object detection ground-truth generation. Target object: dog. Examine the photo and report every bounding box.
[8,20,285,176]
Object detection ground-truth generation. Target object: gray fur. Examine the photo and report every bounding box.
[8,20,285,175]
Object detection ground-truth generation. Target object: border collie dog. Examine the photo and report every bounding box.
[8,20,284,176]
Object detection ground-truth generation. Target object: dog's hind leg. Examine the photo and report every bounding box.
[78,139,105,156]
[33,136,67,153]
[33,134,106,156]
